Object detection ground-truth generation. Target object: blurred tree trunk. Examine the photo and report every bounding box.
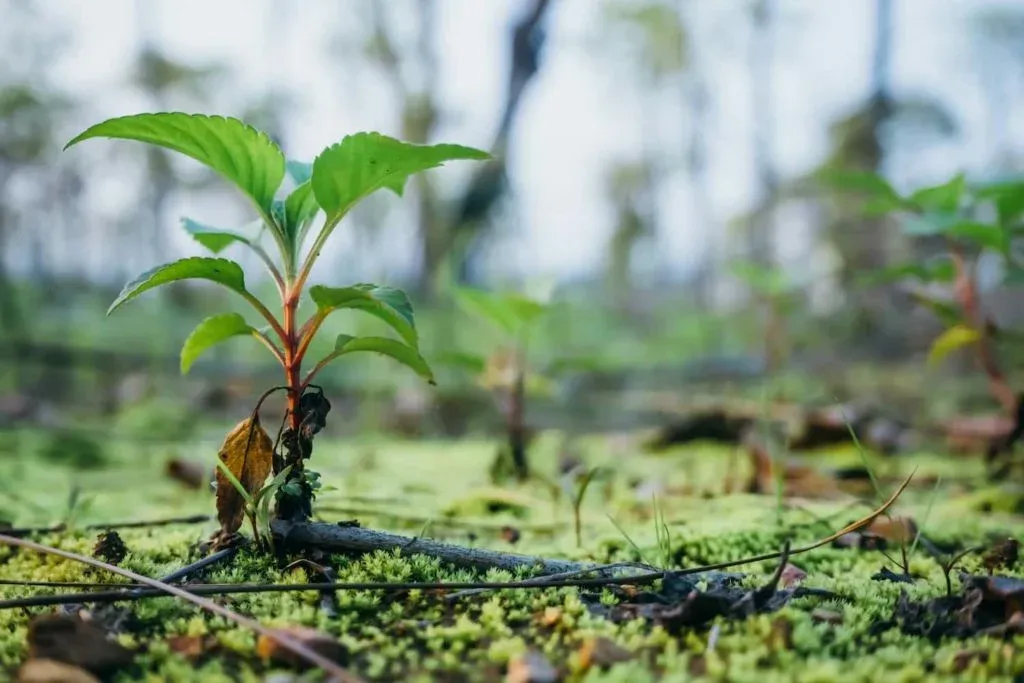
[748,0,777,268]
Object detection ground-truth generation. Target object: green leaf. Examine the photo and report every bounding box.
[729,260,791,296]
[817,169,902,203]
[180,313,257,373]
[309,284,418,346]
[317,334,435,384]
[908,293,962,327]
[975,181,1024,226]
[435,351,487,374]
[108,257,249,316]
[65,112,286,216]
[454,287,546,336]
[927,324,980,367]
[945,221,1007,252]
[908,173,965,214]
[181,217,261,254]
[859,258,956,286]
[311,132,491,223]
[283,181,320,243]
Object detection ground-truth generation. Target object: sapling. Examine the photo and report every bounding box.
[64,112,490,536]
[445,286,584,483]
[825,170,1024,473]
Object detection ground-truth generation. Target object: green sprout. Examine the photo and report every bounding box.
[65,112,490,523]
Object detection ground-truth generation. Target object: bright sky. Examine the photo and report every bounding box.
[38,0,1024,286]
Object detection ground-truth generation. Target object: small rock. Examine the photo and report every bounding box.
[506,650,558,683]
[17,659,100,683]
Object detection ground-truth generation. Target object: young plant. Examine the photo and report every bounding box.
[729,260,807,374]
[445,287,555,482]
[64,112,490,529]
[825,170,1024,470]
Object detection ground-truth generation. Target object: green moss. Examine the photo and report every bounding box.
[0,432,1021,681]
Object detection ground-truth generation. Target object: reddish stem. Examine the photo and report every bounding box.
[282,289,303,433]
[949,245,1017,414]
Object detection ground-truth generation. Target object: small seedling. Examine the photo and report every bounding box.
[447,286,597,482]
[730,260,807,374]
[825,170,1024,475]
[64,112,490,536]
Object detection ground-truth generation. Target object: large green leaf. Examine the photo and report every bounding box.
[181,217,262,254]
[311,132,491,223]
[454,287,546,335]
[108,257,248,315]
[858,258,956,286]
[309,284,418,346]
[316,334,435,384]
[65,112,286,216]
[180,313,257,373]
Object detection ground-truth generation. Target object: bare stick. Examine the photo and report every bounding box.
[0,533,362,683]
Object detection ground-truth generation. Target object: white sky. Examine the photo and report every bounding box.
[32,0,1024,285]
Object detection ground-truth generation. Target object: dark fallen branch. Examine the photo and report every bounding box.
[272,519,585,574]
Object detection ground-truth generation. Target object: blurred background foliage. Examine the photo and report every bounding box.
[3,0,1024,455]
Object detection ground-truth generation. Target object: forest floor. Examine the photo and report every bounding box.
[0,428,1022,682]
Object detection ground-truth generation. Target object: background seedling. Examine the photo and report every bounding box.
[64,112,490,534]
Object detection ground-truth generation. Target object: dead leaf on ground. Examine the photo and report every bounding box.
[256,626,348,670]
[215,415,274,535]
[505,650,558,683]
[27,614,134,677]
[17,659,100,683]
[982,537,1019,573]
[779,563,807,588]
[166,635,212,662]
[577,636,632,670]
[867,516,918,544]
[747,441,845,499]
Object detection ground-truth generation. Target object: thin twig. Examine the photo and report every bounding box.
[0,533,362,683]
[3,514,212,538]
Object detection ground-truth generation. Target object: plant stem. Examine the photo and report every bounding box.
[242,290,287,343]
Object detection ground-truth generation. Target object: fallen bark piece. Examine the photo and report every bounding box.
[17,659,100,683]
[273,521,589,575]
[27,614,134,677]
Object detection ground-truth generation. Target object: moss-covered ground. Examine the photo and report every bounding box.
[0,427,1021,682]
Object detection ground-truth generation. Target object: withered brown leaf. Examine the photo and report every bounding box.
[215,415,274,535]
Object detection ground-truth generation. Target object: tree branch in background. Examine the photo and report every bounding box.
[448,0,553,286]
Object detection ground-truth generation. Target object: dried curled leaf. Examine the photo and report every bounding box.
[215,416,274,535]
